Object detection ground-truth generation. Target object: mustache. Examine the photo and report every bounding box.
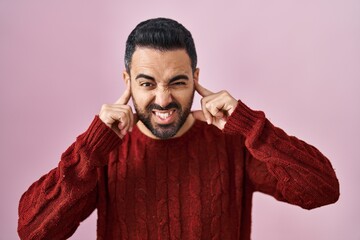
[146,102,180,111]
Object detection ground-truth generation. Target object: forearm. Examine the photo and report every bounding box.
[224,100,340,209]
[18,116,121,239]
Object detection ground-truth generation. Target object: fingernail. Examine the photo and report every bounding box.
[207,119,211,125]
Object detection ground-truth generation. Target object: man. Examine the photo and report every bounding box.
[18,18,339,240]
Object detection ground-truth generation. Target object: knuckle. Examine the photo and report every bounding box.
[119,111,126,117]
[100,104,113,113]
[205,102,213,110]
[125,105,132,113]
[220,90,228,96]
[205,102,210,109]
[99,105,110,117]
[100,104,108,111]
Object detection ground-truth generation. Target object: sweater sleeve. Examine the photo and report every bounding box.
[224,100,340,209]
[17,116,121,240]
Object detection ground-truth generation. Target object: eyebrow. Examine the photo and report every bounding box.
[135,74,155,81]
[135,74,189,82]
[169,75,189,83]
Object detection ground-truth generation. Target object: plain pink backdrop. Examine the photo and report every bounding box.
[1,1,359,239]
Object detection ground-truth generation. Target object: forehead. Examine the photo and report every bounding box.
[130,47,192,76]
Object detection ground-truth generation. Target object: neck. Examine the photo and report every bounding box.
[136,114,195,139]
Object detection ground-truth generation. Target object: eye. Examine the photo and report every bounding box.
[140,82,155,87]
[172,81,186,86]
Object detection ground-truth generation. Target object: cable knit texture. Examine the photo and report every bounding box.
[18,101,339,240]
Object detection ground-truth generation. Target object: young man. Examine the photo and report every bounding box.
[18,18,339,240]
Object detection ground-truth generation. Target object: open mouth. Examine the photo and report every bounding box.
[152,109,176,123]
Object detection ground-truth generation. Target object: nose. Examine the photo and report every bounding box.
[154,87,172,108]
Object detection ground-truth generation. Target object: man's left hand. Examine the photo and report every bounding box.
[192,80,238,130]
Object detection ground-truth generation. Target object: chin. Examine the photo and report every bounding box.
[149,122,181,139]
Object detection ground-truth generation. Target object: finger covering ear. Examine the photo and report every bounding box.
[194,80,213,97]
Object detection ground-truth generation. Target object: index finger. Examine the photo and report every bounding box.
[194,80,213,97]
[115,83,131,105]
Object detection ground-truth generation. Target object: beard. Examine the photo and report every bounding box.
[133,90,195,139]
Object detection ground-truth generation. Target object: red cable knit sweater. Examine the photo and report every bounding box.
[18,100,339,240]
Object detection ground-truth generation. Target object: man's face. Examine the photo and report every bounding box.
[125,47,198,139]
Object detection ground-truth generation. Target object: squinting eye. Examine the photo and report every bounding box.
[173,81,186,86]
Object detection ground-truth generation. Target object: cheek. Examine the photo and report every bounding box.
[131,89,155,107]
[172,87,194,103]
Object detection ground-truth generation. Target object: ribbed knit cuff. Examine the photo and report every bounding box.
[78,116,122,166]
[223,100,266,137]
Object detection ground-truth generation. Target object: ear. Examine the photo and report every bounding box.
[123,70,131,87]
[193,68,200,83]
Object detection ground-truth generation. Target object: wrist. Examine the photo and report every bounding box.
[224,100,265,137]
[77,116,122,166]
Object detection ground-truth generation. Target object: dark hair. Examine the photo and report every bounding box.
[124,18,197,73]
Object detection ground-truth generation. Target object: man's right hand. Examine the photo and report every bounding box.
[99,83,136,138]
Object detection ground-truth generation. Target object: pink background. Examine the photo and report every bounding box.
[1,1,359,239]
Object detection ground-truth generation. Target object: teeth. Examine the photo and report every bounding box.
[155,110,174,120]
